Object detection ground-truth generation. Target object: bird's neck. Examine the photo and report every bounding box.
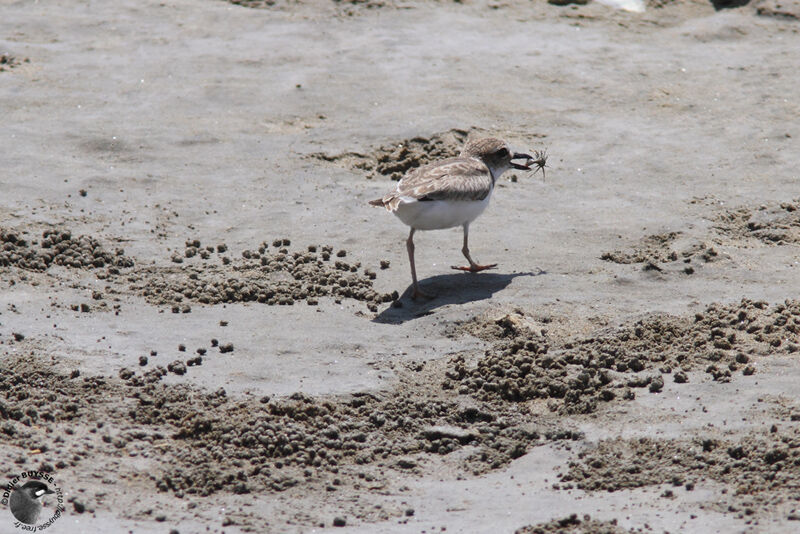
[486,164,509,185]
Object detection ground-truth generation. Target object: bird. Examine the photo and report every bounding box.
[9,480,54,525]
[369,137,545,300]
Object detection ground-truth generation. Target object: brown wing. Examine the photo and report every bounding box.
[369,158,492,212]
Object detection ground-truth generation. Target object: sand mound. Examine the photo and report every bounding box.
[127,239,396,311]
[756,0,800,20]
[0,227,133,275]
[0,354,579,518]
[714,200,800,246]
[446,299,800,413]
[515,514,634,534]
[601,231,721,274]
[559,424,800,520]
[311,128,472,181]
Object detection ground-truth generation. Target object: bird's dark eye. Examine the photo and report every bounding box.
[495,147,509,157]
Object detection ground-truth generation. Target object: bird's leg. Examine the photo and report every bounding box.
[451,223,497,272]
[407,228,433,300]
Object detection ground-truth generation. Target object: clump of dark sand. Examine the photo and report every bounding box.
[310,129,471,181]
[227,0,277,7]
[0,227,133,274]
[602,232,682,264]
[756,0,800,21]
[714,200,800,246]
[559,427,800,519]
[603,198,800,270]
[0,53,27,72]
[143,383,575,497]
[224,0,390,9]
[445,299,800,414]
[130,240,396,311]
[515,514,634,534]
[601,231,721,274]
[0,353,578,514]
[370,129,471,180]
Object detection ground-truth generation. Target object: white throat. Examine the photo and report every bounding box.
[485,162,511,183]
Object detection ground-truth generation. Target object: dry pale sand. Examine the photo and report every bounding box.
[2,0,800,532]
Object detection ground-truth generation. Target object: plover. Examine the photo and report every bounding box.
[369,137,544,299]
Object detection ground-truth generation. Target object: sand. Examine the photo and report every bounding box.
[2,0,800,531]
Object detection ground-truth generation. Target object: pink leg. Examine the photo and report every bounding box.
[451,224,496,272]
[407,228,433,299]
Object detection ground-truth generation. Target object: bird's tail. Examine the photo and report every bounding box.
[369,195,402,212]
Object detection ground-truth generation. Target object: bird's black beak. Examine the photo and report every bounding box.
[30,487,55,500]
[510,152,532,170]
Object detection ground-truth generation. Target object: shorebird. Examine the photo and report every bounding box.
[369,137,545,299]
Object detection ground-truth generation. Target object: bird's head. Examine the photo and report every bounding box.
[460,137,538,178]
[19,481,54,500]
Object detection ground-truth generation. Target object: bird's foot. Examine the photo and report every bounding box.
[451,263,497,273]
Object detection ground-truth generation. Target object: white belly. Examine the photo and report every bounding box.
[394,196,491,231]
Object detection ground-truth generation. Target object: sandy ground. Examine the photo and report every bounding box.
[2,0,800,532]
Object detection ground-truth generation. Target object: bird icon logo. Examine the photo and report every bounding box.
[9,480,55,525]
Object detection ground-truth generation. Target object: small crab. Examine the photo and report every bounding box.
[527,149,549,180]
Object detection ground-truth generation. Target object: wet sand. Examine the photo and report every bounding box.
[2,0,800,531]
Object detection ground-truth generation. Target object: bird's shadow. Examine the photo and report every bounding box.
[372,270,545,324]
